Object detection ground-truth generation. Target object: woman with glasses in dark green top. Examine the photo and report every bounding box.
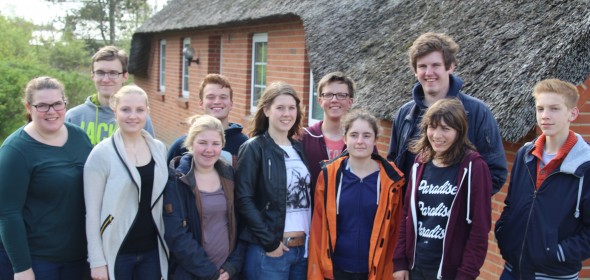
[0,76,93,280]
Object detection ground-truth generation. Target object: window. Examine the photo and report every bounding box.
[250,33,267,112]
[308,70,322,125]
[182,37,190,98]
[159,39,166,92]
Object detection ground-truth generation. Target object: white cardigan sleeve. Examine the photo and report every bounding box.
[84,144,111,268]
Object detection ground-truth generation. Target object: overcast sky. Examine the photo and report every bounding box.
[0,0,169,25]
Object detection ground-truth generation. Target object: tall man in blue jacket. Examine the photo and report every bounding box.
[495,79,590,279]
[167,74,248,166]
[387,32,507,194]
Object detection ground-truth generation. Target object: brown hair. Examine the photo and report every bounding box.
[341,109,380,138]
[198,73,233,101]
[317,71,356,98]
[22,76,66,122]
[409,32,459,72]
[92,45,128,73]
[249,82,303,138]
[409,98,475,166]
[183,114,225,152]
[532,78,579,109]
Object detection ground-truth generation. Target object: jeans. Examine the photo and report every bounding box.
[0,249,89,280]
[410,266,439,280]
[243,243,307,280]
[114,249,161,280]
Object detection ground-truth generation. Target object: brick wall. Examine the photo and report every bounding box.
[134,17,590,279]
[134,17,309,145]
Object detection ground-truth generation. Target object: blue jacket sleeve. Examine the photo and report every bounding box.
[387,110,403,162]
[162,175,219,280]
[167,136,187,164]
[558,175,590,263]
[470,102,508,194]
[144,115,156,137]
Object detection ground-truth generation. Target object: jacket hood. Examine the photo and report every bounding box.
[84,94,113,111]
[524,133,590,177]
[412,74,464,109]
[176,154,193,175]
[524,133,590,219]
[302,121,323,138]
[226,123,244,136]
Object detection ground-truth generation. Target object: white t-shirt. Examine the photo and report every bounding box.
[279,145,311,238]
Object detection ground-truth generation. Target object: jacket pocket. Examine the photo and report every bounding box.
[100,215,114,235]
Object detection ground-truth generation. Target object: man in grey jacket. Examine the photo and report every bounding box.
[66,46,154,145]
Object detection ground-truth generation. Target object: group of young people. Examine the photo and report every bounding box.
[0,31,588,280]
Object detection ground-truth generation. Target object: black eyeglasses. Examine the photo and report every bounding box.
[321,92,349,100]
[93,71,124,79]
[30,101,67,112]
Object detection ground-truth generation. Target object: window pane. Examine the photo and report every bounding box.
[255,65,266,85]
[253,86,264,107]
[255,42,267,63]
[312,90,323,120]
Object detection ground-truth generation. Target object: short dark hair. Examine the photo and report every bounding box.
[92,46,128,73]
[409,32,459,72]
[317,72,356,98]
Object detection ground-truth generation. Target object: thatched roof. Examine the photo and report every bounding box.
[130,0,590,143]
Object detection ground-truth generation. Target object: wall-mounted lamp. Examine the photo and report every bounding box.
[182,46,199,65]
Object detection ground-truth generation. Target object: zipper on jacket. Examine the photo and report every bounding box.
[100,215,114,235]
[268,158,272,180]
[518,162,546,279]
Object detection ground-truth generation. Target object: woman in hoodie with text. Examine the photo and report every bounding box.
[393,98,491,280]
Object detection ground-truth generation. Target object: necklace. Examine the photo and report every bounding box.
[125,138,142,165]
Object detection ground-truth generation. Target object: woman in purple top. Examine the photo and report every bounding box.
[163,114,243,280]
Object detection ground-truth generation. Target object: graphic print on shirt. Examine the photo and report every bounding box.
[415,161,459,268]
[286,168,311,209]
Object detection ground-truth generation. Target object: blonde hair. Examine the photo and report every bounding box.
[183,114,225,152]
[109,85,149,110]
[532,78,579,109]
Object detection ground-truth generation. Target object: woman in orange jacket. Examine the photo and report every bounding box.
[308,110,405,280]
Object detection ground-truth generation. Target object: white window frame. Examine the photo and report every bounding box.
[159,39,166,92]
[250,33,268,113]
[308,70,322,125]
[182,37,190,98]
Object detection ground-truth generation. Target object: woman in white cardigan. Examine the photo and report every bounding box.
[84,85,168,280]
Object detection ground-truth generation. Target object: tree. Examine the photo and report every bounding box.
[49,0,153,45]
[0,15,95,143]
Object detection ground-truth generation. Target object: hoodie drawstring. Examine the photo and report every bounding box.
[463,162,473,224]
[575,176,583,218]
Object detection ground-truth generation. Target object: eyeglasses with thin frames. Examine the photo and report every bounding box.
[30,101,67,112]
[93,71,124,80]
[321,92,349,100]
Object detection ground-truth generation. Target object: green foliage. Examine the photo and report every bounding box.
[0,16,35,62]
[52,0,152,45]
[0,15,95,143]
